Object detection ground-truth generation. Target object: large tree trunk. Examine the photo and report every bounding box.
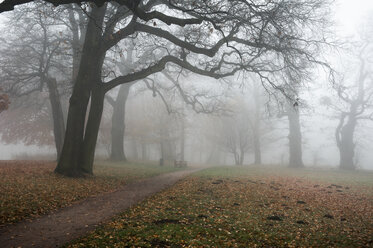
[54,5,106,177]
[287,103,304,168]
[80,86,105,174]
[110,84,131,161]
[45,77,65,160]
[109,42,135,161]
[336,112,357,170]
[339,125,355,170]
[335,63,364,170]
[54,84,91,176]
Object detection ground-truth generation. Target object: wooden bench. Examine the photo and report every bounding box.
[174,160,187,168]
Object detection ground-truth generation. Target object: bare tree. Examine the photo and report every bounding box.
[286,97,304,168]
[0,5,69,158]
[0,4,87,159]
[203,95,252,166]
[1,0,332,176]
[243,76,270,165]
[322,44,373,170]
[276,88,305,168]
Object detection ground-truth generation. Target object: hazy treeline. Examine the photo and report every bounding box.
[0,0,372,172]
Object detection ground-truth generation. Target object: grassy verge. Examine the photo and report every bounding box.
[68,166,373,247]
[0,160,180,226]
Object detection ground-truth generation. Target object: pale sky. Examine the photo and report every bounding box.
[0,0,372,34]
[335,0,373,36]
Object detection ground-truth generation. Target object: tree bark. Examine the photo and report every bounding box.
[335,57,365,170]
[45,77,65,160]
[54,5,106,177]
[110,83,131,161]
[336,106,357,170]
[80,86,105,174]
[338,122,356,170]
[54,84,91,176]
[287,103,304,168]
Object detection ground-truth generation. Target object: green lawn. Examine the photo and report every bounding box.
[0,160,181,226]
[67,165,373,248]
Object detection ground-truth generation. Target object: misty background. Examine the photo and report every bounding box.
[0,0,373,170]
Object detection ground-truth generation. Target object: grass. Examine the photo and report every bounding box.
[67,165,373,248]
[198,165,373,186]
[0,160,180,226]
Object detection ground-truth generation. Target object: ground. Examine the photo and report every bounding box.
[0,169,200,248]
[1,162,372,247]
[0,160,180,226]
[67,166,373,248]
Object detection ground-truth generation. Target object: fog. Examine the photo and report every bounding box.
[1,1,373,247]
[0,0,373,171]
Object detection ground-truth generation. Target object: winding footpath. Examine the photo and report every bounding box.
[0,168,202,248]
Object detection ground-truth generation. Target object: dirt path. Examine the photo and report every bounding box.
[0,168,202,248]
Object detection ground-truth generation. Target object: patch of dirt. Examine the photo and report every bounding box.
[212,179,223,184]
[197,214,208,219]
[296,220,308,225]
[150,238,174,247]
[323,214,334,219]
[153,219,180,225]
[267,215,283,221]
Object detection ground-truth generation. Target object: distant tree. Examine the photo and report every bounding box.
[286,97,304,168]
[322,43,373,170]
[0,4,86,158]
[275,97,305,168]
[205,95,252,165]
[0,93,56,147]
[244,77,270,165]
[106,84,132,161]
[126,92,179,161]
[275,68,307,168]
[159,71,228,161]
[105,41,156,162]
[0,5,69,158]
[220,114,252,166]
[124,93,157,160]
